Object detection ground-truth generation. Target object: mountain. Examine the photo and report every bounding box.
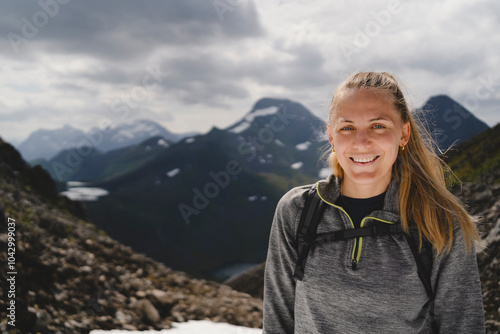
[83,98,327,279]
[0,137,263,332]
[16,119,192,161]
[225,97,327,178]
[17,124,86,162]
[93,119,187,152]
[38,136,173,184]
[417,95,490,152]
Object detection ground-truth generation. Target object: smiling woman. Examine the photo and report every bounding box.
[263,72,485,333]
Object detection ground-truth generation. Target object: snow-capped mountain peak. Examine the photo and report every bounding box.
[16,119,187,161]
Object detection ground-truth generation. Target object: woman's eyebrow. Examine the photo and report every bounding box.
[369,115,392,121]
[337,116,393,123]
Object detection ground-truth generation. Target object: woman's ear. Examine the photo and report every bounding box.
[327,124,334,146]
[400,121,411,146]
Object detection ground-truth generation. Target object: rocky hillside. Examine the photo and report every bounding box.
[446,124,500,332]
[0,138,262,333]
[458,167,500,333]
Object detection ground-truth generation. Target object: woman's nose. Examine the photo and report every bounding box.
[352,130,372,149]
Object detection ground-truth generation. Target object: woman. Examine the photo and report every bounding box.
[263,72,485,333]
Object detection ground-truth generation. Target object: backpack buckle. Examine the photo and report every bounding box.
[371,224,388,236]
[298,234,315,246]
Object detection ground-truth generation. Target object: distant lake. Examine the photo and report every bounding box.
[61,182,109,201]
[210,262,261,280]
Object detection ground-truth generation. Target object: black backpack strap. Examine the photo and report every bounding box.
[293,184,435,303]
[294,184,326,280]
[315,223,404,243]
[404,230,436,330]
[404,231,434,300]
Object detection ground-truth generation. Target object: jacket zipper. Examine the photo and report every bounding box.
[327,204,360,270]
[314,184,396,270]
[354,216,398,269]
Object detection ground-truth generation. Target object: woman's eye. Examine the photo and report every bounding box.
[373,124,385,129]
[340,126,354,131]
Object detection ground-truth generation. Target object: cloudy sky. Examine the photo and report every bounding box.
[0,0,498,144]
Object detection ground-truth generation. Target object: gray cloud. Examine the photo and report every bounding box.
[266,42,331,88]
[153,40,330,108]
[160,53,251,107]
[0,0,499,144]
[0,0,264,59]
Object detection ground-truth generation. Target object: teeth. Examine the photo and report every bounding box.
[353,156,377,163]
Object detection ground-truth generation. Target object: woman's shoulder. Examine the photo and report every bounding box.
[277,174,340,211]
[277,183,314,209]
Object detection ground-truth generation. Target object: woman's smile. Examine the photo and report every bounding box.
[350,155,380,164]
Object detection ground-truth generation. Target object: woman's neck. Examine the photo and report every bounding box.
[340,178,390,199]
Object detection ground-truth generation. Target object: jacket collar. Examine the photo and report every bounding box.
[317,173,401,221]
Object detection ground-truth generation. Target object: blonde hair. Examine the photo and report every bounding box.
[327,72,479,254]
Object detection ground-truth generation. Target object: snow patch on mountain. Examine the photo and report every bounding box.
[90,320,262,333]
[166,168,180,178]
[274,139,285,147]
[228,106,279,134]
[319,167,331,178]
[230,121,251,134]
[246,106,279,122]
[158,139,169,148]
[248,195,268,202]
[295,141,311,151]
[248,195,258,202]
[109,120,164,142]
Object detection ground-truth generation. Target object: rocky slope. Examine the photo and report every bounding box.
[0,138,262,333]
[452,167,500,332]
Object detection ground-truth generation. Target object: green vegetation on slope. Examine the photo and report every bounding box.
[444,123,500,183]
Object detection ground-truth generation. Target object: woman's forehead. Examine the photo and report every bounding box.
[332,89,398,121]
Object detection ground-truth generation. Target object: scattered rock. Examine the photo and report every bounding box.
[224,263,266,299]
[33,308,52,331]
[133,299,161,325]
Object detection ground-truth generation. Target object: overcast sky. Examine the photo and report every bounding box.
[0,0,498,144]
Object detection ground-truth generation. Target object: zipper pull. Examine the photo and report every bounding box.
[351,259,358,270]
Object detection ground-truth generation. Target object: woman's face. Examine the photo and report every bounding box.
[328,88,410,198]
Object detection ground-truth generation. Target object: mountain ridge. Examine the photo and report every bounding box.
[417,94,490,151]
[84,97,324,278]
[16,119,195,161]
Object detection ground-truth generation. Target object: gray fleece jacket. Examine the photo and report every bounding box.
[263,175,485,333]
